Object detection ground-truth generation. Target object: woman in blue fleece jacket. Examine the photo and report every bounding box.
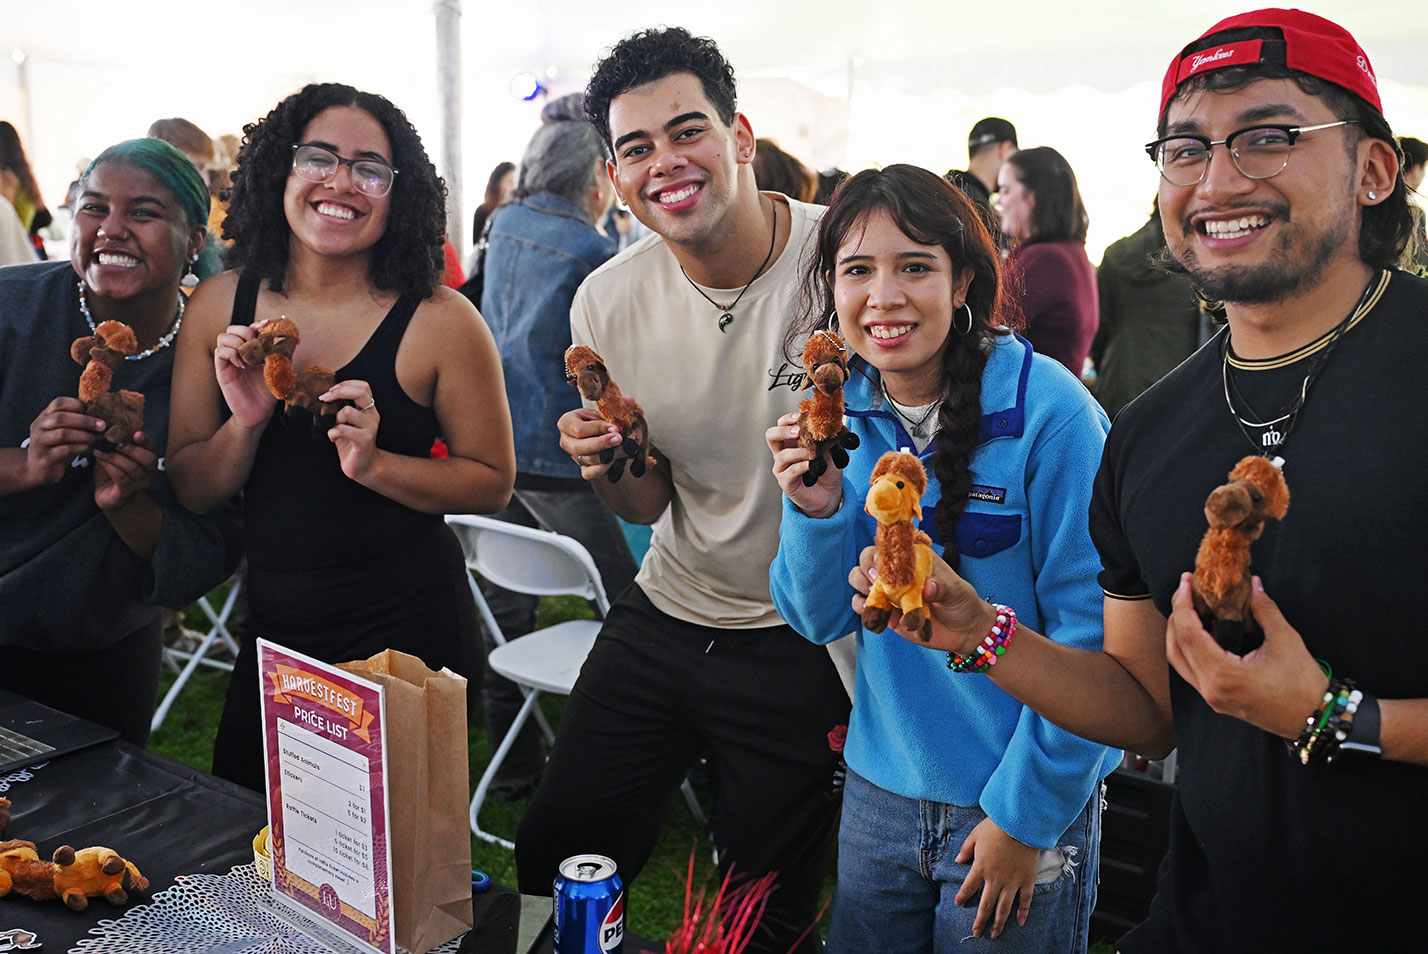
[767,165,1117,953]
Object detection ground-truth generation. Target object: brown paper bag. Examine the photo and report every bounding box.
[339,649,473,953]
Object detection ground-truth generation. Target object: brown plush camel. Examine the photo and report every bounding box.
[0,840,148,910]
[70,320,146,450]
[237,318,344,437]
[564,344,652,482]
[796,330,861,487]
[862,450,934,641]
[1192,455,1290,653]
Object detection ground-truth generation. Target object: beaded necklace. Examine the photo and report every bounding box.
[77,281,185,361]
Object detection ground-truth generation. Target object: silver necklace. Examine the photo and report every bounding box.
[883,380,942,439]
[1220,275,1373,461]
[678,201,778,333]
[77,281,185,360]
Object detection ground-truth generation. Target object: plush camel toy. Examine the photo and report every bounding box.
[1191,455,1290,654]
[796,330,861,487]
[862,450,934,641]
[238,317,344,436]
[70,320,146,451]
[0,840,149,910]
[564,344,652,482]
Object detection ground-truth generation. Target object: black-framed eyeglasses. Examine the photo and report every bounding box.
[291,143,398,197]
[1144,120,1360,187]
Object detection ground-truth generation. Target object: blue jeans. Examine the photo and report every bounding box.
[829,768,1101,954]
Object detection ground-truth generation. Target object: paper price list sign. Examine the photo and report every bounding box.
[259,640,395,954]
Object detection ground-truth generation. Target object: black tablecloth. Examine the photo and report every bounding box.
[0,734,658,954]
[0,738,267,950]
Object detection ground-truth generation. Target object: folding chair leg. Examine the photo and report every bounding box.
[680,779,708,826]
[470,689,543,850]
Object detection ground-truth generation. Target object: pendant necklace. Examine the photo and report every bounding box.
[78,281,185,360]
[883,380,942,440]
[679,201,778,333]
[1221,275,1374,467]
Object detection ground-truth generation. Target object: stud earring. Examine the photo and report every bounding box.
[1368,190,1378,200]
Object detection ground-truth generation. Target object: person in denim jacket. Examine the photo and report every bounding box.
[767,165,1117,952]
[476,93,637,796]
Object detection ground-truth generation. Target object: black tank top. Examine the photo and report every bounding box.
[233,269,441,571]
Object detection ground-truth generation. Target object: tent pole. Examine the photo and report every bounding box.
[433,0,464,259]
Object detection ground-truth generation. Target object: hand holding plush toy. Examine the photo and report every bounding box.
[795,330,861,487]
[861,450,934,641]
[564,345,652,482]
[70,320,145,451]
[1191,455,1290,654]
[237,318,345,437]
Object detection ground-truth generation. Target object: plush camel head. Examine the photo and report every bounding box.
[564,345,611,402]
[801,330,850,395]
[0,839,39,866]
[1204,455,1290,539]
[237,318,302,401]
[866,451,928,525]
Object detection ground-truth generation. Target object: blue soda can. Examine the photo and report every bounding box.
[553,853,625,954]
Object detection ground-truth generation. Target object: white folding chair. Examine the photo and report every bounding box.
[446,514,706,849]
[150,576,243,733]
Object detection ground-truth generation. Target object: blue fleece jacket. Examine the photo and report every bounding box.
[771,333,1119,849]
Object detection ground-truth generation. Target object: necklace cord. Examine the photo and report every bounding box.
[679,199,780,327]
[77,281,185,361]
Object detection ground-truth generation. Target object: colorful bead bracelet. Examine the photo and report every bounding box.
[947,604,1017,674]
[1286,675,1361,765]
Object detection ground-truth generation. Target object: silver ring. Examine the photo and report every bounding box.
[575,454,587,466]
[361,399,376,411]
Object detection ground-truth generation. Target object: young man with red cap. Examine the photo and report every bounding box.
[860,9,1427,951]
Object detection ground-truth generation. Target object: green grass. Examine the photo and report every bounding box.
[154,590,1117,951]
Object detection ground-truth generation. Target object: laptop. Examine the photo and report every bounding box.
[0,689,120,774]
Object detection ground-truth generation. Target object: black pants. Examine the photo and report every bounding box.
[0,619,164,746]
[515,586,850,953]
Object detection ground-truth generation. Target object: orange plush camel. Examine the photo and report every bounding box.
[70,320,146,450]
[796,330,861,487]
[862,451,934,641]
[238,318,344,436]
[1192,455,1290,653]
[564,345,652,482]
[0,840,148,910]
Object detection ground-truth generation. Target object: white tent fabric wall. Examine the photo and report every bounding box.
[4,1,1428,266]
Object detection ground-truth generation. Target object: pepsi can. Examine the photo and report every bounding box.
[553,854,624,954]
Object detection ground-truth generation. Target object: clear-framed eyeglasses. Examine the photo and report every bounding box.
[291,143,398,197]
[1144,120,1360,187]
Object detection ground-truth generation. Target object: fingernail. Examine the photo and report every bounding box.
[1252,576,1264,592]
[94,420,106,430]
[789,426,799,437]
[868,567,878,580]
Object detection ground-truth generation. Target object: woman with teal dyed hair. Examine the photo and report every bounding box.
[0,138,243,745]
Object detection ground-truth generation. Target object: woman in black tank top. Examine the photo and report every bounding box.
[165,84,515,791]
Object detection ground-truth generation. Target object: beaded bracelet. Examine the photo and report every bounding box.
[1285,676,1361,765]
[946,604,1017,674]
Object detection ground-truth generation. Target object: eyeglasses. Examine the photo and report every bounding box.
[1144,120,1360,187]
[291,143,398,197]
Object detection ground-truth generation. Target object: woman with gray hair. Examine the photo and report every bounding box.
[474,92,638,799]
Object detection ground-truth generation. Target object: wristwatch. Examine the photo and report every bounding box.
[1334,692,1382,764]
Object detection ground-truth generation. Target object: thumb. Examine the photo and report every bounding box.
[1248,576,1289,633]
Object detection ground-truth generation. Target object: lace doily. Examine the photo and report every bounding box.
[72,863,465,954]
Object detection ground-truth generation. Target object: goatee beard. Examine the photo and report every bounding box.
[1177,217,1348,305]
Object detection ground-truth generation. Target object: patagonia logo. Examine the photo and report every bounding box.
[968,484,1006,504]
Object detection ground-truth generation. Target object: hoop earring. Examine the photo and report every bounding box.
[826,309,840,333]
[953,303,973,336]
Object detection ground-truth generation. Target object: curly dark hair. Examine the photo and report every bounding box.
[789,165,1011,570]
[1159,56,1413,272]
[583,26,737,157]
[223,83,448,298]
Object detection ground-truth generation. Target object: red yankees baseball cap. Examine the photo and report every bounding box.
[1160,8,1381,118]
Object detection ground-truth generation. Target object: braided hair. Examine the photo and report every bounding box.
[790,164,1013,570]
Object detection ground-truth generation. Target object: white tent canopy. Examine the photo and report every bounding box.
[4,0,1425,260]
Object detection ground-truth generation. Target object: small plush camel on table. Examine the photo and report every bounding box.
[564,344,652,482]
[796,330,860,487]
[862,450,934,642]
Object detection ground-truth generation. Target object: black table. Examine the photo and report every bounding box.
[0,732,658,954]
